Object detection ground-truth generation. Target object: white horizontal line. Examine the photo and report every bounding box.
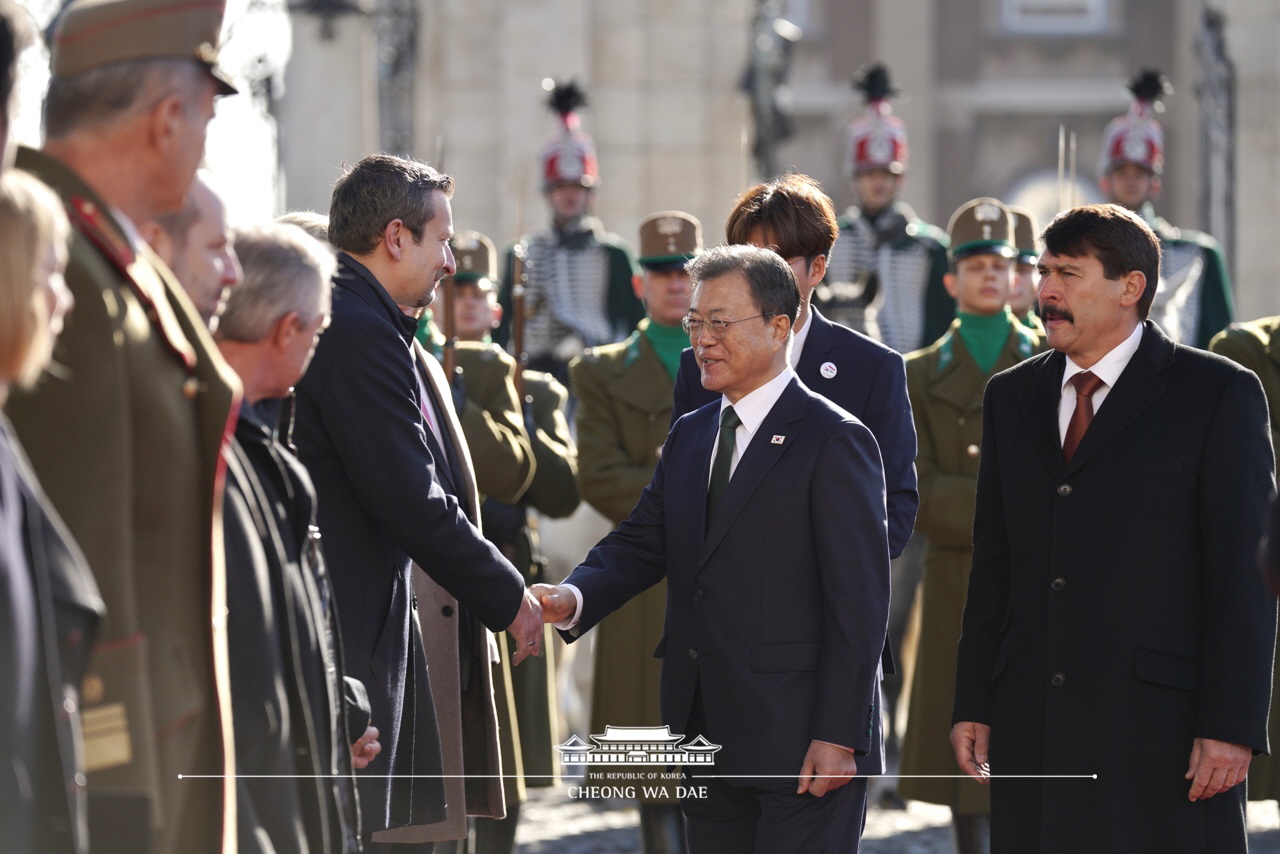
[178,773,1098,780]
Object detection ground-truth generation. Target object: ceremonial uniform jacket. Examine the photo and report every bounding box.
[1141,204,1234,349]
[897,319,1039,813]
[11,147,240,854]
[819,201,953,353]
[953,323,1275,853]
[495,217,642,372]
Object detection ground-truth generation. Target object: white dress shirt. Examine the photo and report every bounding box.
[1057,322,1144,446]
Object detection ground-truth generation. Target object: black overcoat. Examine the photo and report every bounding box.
[953,322,1277,853]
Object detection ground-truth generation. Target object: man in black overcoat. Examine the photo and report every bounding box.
[951,204,1276,853]
[292,155,544,852]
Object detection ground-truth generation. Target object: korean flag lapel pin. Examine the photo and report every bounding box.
[820,361,837,380]
[771,435,785,444]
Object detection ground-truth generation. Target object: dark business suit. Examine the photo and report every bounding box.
[293,254,527,840]
[672,306,917,559]
[953,322,1277,853]
[0,417,104,854]
[563,377,891,852]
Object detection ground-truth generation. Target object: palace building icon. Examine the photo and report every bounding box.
[555,726,722,765]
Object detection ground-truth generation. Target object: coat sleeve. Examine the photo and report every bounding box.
[907,360,977,550]
[809,419,892,753]
[522,374,581,519]
[859,346,920,558]
[952,380,1010,727]
[1193,368,1276,752]
[310,314,526,632]
[570,356,658,524]
[456,353,535,504]
[558,428,674,640]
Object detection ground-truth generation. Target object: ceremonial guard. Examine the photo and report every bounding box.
[9,2,240,849]
[568,211,702,854]
[1098,69,1233,348]
[818,63,952,353]
[496,80,643,384]
[898,198,1041,854]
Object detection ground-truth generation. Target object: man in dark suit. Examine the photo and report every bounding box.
[670,174,916,559]
[537,245,891,853]
[292,154,544,852]
[951,204,1276,853]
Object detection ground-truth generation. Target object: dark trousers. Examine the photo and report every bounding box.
[679,688,869,853]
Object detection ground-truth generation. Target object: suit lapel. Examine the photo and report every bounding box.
[698,380,807,569]
[1064,324,1169,473]
[1021,350,1070,477]
[794,307,835,385]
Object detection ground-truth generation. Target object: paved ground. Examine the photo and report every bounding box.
[515,786,1280,853]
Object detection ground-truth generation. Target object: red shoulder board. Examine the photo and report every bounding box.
[68,196,135,273]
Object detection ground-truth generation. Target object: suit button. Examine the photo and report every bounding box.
[1051,672,1065,687]
[693,588,704,601]
[441,605,454,617]
[687,649,699,661]
[1057,483,1073,497]
[966,444,980,458]
[1051,577,1066,591]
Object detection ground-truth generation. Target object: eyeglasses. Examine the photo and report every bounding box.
[681,314,767,339]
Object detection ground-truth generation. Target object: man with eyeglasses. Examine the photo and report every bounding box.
[537,244,891,853]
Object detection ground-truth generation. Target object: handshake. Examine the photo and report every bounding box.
[504,583,579,665]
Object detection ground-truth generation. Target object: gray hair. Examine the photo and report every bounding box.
[276,210,333,247]
[328,153,453,255]
[217,223,336,343]
[686,244,800,327]
[44,58,206,139]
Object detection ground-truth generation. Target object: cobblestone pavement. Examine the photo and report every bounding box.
[516,787,1280,853]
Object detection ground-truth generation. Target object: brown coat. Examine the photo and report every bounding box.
[9,147,240,854]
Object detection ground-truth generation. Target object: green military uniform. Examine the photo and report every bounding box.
[570,323,673,762]
[11,146,240,853]
[453,341,535,505]
[1209,317,1280,800]
[897,317,1040,813]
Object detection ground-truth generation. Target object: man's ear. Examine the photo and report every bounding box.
[140,220,174,266]
[383,219,407,262]
[632,273,644,300]
[489,302,503,329]
[808,253,827,284]
[1149,175,1163,202]
[271,310,302,350]
[1118,271,1146,308]
[147,93,185,156]
[943,271,959,300]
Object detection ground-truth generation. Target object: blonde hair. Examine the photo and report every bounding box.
[0,170,70,387]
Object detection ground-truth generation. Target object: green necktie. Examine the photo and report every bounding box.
[706,406,742,522]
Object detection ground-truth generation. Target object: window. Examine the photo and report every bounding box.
[1001,0,1109,35]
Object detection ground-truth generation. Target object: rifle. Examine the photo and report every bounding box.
[511,169,529,403]
[435,136,458,379]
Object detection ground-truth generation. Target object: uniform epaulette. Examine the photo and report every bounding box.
[621,331,643,369]
[935,331,955,372]
[909,219,949,248]
[1013,323,1037,359]
[68,195,134,274]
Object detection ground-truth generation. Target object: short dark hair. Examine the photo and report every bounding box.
[1041,204,1161,319]
[725,173,839,262]
[686,244,800,328]
[328,154,454,255]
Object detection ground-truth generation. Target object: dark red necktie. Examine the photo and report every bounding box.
[1063,370,1105,464]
